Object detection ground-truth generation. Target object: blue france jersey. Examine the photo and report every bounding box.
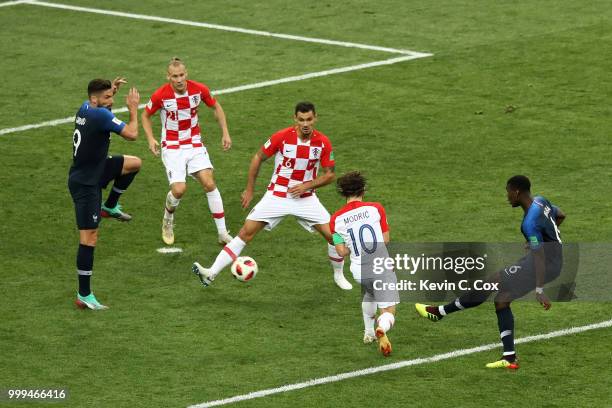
[521,196,562,249]
[68,102,125,185]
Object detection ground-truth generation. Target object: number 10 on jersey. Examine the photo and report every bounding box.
[347,224,378,256]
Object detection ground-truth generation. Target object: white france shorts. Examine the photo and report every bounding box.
[246,191,331,232]
[161,146,213,185]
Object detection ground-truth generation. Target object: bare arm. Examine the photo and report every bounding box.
[555,207,566,226]
[287,165,336,197]
[141,109,160,156]
[533,246,551,310]
[533,246,546,289]
[241,150,268,209]
[212,101,232,151]
[119,87,140,141]
[383,231,390,245]
[335,243,350,258]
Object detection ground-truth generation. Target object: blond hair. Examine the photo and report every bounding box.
[167,57,185,70]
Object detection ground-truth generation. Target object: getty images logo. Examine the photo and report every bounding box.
[373,253,488,275]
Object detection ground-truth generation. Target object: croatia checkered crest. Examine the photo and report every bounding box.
[230,256,258,282]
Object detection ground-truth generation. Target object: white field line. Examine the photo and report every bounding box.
[0,55,430,136]
[0,1,432,136]
[23,0,427,56]
[0,0,27,7]
[188,319,612,408]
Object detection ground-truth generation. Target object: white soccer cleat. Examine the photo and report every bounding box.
[218,231,233,245]
[162,217,175,245]
[363,331,377,344]
[192,262,214,287]
[334,271,353,290]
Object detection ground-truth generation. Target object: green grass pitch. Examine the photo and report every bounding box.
[0,1,611,407]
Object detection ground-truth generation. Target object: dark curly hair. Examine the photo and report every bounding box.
[336,171,366,198]
[507,175,531,192]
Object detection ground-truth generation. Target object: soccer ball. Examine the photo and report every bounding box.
[230,256,258,282]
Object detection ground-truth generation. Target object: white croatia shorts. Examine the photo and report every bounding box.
[351,263,400,309]
[161,147,213,185]
[246,191,330,232]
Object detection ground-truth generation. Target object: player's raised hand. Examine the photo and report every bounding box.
[126,87,140,111]
[222,132,232,151]
[536,292,552,310]
[112,76,127,94]
[241,189,253,209]
[148,139,160,156]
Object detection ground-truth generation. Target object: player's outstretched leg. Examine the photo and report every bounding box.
[192,262,214,287]
[195,236,246,287]
[375,309,395,357]
[191,220,265,288]
[192,237,245,287]
[416,284,496,321]
[101,155,140,222]
[415,303,444,322]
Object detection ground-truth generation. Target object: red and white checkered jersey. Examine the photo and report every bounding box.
[330,201,389,266]
[261,127,335,198]
[145,80,216,150]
